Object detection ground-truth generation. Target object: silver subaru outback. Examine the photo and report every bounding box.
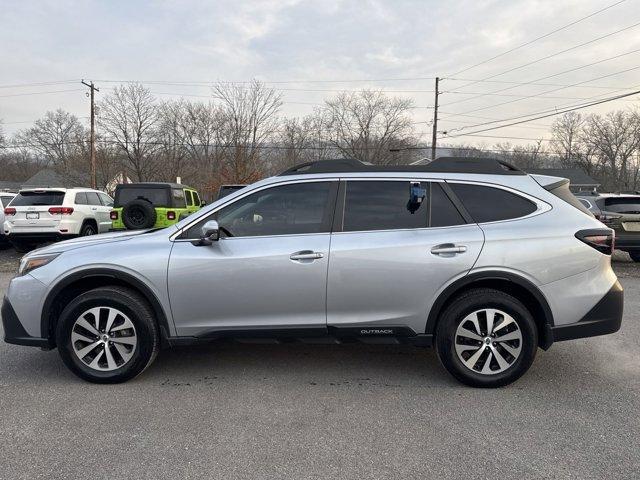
[1,158,623,387]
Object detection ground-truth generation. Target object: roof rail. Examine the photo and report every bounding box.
[277,157,525,176]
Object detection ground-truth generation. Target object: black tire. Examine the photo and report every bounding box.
[435,288,538,388]
[56,286,159,384]
[629,251,640,262]
[11,240,36,254]
[80,222,97,236]
[122,199,157,230]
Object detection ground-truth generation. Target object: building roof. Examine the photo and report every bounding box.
[22,168,89,188]
[526,168,600,187]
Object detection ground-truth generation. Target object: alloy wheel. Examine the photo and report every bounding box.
[71,306,137,371]
[454,308,522,375]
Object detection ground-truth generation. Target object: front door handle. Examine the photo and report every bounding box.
[290,250,324,261]
[431,244,468,256]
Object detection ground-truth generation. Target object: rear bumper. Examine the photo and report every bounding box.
[6,232,77,244]
[549,280,623,342]
[2,296,49,348]
[615,234,640,251]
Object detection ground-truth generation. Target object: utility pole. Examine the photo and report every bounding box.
[431,77,439,161]
[81,80,99,189]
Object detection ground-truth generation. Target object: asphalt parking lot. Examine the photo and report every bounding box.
[0,249,638,480]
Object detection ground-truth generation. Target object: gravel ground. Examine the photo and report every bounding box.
[0,249,638,479]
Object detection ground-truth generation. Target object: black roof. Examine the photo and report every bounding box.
[278,157,525,176]
[115,182,194,190]
[526,168,600,187]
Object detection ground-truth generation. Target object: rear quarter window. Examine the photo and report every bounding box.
[448,183,537,223]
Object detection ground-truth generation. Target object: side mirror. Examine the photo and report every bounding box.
[200,200,206,207]
[194,220,219,246]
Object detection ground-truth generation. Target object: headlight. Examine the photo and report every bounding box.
[18,254,60,276]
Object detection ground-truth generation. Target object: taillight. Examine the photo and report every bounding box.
[110,210,118,220]
[575,229,614,255]
[167,211,176,220]
[48,207,74,215]
[4,207,16,216]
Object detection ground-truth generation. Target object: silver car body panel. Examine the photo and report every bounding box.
[4,168,616,341]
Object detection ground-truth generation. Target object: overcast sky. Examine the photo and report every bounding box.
[0,0,639,147]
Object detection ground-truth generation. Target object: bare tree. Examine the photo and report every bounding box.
[213,80,283,184]
[98,84,160,181]
[320,90,414,164]
[19,109,86,172]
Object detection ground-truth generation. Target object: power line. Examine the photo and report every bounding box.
[441,47,640,108]
[0,80,80,89]
[443,88,640,138]
[447,0,627,77]
[449,64,640,117]
[448,19,640,92]
[0,89,84,98]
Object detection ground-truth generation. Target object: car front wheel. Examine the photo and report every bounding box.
[56,286,159,383]
[435,288,538,388]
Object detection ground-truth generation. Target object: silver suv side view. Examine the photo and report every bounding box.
[1,158,623,387]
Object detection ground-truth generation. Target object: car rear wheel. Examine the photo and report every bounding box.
[80,223,97,236]
[435,288,538,388]
[56,286,159,383]
[629,251,640,262]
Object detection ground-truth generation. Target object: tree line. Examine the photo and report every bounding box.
[1,81,639,197]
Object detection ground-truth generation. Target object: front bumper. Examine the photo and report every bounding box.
[2,296,49,347]
[549,280,623,342]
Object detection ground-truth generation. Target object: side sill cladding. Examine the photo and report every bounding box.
[40,268,172,347]
[425,271,555,348]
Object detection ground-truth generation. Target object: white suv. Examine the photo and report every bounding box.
[0,192,17,249]
[4,188,114,252]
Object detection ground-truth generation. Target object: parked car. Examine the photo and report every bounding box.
[2,158,622,387]
[110,182,202,230]
[3,188,113,252]
[0,192,17,249]
[575,192,640,262]
[217,184,246,200]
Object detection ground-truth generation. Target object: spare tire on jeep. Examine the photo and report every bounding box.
[122,199,157,230]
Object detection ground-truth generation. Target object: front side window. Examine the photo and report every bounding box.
[185,190,194,206]
[192,191,201,206]
[448,183,537,223]
[184,182,334,238]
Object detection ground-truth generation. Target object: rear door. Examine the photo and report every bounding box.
[85,191,111,232]
[327,179,484,335]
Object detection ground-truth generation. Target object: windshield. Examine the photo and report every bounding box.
[115,187,170,207]
[603,197,640,214]
[10,191,65,206]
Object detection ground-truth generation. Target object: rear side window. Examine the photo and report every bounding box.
[601,197,640,214]
[192,191,201,206]
[75,192,88,205]
[343,181,428,232]
[86,192,102,206]
[10,191,65,206]
[449,183,537,223]
[173,189,186,208]
[185,190,194,206]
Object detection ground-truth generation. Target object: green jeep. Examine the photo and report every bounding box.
[110,182,203,230]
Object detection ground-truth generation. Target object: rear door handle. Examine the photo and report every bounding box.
[290,250,324,261]
[431,244,467,255]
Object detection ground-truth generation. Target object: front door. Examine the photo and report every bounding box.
[168,180,338,337]
[327,179,485,335]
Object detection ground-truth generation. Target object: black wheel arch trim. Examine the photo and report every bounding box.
[40,268,172,347]
[426,270,555,345]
